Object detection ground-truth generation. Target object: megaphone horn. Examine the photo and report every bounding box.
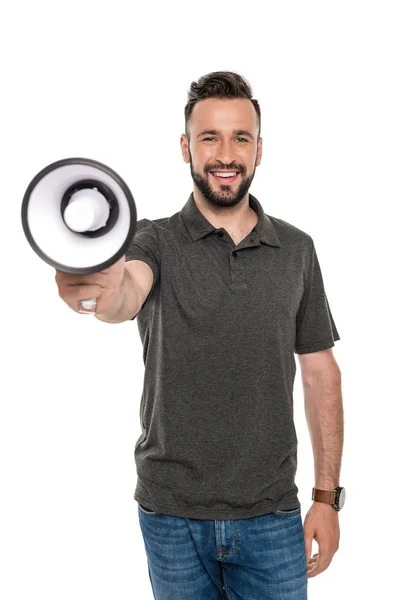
[21,157,137,276]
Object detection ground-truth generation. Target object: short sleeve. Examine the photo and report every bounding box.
[294,239,340,354]
[124,218,160,320]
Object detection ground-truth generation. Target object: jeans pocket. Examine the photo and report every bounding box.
[273,506,301,518]
[138,503,158,516]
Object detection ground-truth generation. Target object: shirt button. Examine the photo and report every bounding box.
[217,231,224,237]
[232,251,238,258]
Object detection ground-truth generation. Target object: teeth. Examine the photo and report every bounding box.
[212,172,238,177]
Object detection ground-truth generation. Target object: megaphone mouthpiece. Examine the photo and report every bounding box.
[63,188,110,232]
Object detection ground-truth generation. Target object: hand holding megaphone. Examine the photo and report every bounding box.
[21,158,137,315]
[54,253,126,315]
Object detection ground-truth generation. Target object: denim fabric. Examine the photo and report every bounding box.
[138,503,308,599]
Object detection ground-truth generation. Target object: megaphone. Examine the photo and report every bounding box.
[21,157,137,276]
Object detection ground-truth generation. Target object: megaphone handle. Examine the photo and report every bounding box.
[78,298,97,314]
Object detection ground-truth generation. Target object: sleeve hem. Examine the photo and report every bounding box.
[125,256,159,321]
[295,336,339,355]
[125,255,158,281]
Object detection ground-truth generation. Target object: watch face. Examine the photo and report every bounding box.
[337,487,346,509]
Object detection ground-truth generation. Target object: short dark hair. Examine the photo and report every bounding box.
[184,71,261,141]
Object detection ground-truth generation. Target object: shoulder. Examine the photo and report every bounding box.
[267,214,314,249]
[134,213,183,247]
[134,216,171,240]
[135,215,172,230]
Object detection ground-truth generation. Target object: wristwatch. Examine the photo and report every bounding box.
[312,486,346,511]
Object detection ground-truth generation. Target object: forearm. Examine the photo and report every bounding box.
[303,371,344,489]
[95,267,140,324]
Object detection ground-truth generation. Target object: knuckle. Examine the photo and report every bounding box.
[77,286,88,298]
[78,285,95,298]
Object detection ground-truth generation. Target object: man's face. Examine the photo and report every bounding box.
[181,98,262,209]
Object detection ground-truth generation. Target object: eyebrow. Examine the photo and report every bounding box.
[196,129,255,141]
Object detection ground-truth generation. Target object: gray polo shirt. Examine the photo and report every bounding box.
[125,192,340,520]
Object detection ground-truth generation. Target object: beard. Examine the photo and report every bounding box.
[188,149,257,209]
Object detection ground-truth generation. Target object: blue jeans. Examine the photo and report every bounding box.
[138,503,308,599]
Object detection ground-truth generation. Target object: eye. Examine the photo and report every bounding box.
[201,136,248,142]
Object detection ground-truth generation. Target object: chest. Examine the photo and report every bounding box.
[160,239,305,331]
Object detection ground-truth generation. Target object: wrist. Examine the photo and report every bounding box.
[312,485,346,511]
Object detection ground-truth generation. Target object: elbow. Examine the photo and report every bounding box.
[302,365,342,388]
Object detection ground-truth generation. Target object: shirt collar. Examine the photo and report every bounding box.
[180,192,281,247]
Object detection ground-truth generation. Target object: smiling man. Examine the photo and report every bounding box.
[92,71,344,599]
[187,97,259,204]
[184,95,261,246]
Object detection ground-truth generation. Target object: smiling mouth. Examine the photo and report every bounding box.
[208,171,241,184]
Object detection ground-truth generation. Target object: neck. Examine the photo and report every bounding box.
[192,189,256,231]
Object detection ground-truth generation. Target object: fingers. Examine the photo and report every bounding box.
[55,269,108,289]
[307,551,333,578]
[303,531,312,564]
[54,256,126,316]
[307,553,318,570]
[58,283,105,313]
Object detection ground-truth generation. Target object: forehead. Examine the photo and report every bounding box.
[189,98,258,133]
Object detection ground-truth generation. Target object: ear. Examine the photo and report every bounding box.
[256,137,262,167]
[180,134,190,164]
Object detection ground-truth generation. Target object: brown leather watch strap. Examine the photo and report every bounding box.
[312,488,336,504]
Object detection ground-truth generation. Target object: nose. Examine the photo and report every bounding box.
[215,138,238,166]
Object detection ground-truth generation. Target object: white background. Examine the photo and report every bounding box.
[1,1,399,598]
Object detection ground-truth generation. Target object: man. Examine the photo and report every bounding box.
[55,71,344,600]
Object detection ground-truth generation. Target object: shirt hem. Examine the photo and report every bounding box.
[134,492,301,520]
